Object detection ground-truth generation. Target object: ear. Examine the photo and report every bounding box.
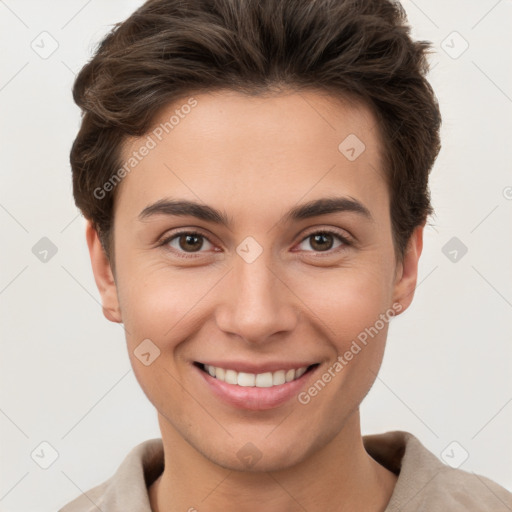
[85,220,122,323]
[391,223,424,314]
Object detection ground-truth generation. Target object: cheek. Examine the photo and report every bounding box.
[117,266,199,414]
[290,264,392,347]
[117,264,213,349]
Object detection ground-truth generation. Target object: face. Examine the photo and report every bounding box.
[87,89,423,472]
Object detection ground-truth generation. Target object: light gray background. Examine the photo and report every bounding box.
[1,1,511,510]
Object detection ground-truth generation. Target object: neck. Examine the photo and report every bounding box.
[149,411,397,512]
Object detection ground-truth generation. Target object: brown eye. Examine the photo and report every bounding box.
[296,230,350,253]
[309,233,335,251]
[161,231,215,258]
[178,233,204,252]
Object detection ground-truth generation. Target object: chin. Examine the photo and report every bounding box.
[208,449,306,474]
[196,431,321,474]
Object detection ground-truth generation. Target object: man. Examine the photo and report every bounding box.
[60,0,512,510]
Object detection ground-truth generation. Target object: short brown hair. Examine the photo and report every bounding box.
[70,0,441,265]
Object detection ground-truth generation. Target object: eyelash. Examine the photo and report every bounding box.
[158,228,353,259]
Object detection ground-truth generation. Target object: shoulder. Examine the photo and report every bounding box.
[58,438,164,512]
[363,430,512,511]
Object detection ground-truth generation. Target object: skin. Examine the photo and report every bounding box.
[86,89,424,512]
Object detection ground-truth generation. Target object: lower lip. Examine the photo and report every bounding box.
[195,365,318,411]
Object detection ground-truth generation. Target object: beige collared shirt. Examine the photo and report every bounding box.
[58,430,512,511]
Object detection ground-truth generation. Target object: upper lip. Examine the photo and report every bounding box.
[195,361,318,373]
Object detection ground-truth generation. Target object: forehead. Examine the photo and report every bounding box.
[114,89,388,223]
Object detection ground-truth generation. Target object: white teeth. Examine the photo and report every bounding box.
[295,367,307,378]
[225,369,238,385]
[272,370,286,385]
[237,372,255,387]
[255,372,273,387]
[203,364,310,387]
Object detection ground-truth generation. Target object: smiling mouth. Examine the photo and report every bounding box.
[194,362,319,387]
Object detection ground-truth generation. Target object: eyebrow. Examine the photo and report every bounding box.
[138,196,373,226]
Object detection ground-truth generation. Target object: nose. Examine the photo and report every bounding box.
[215,249,299,345]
